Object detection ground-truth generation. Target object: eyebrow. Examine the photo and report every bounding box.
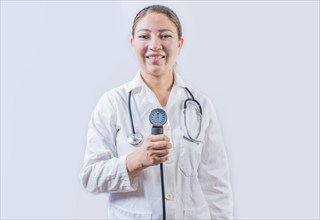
[136,29,174,33]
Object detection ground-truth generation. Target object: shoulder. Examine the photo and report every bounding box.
[175,72,217,115]
[184,85,215,111]
[175,73,214,107]
[95,82,129,111]
[100,72,141,104]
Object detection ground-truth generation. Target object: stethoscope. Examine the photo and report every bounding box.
[127,87,203,145]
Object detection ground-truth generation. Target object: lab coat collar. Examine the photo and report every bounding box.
[125,70,189,93]
[125,70,143,93]
[173,71,189,88]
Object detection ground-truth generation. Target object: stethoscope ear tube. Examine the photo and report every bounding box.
[183,88,203,142]
[127,91,143,145]
[128,91,135,134]
[184,88,203,115]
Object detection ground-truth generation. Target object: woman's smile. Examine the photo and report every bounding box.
[131,12,183,77]
[146,54,166,64]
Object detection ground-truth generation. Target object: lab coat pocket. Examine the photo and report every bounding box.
[113,205,152,219]
[179,129,204,177]
[183,203,211,220]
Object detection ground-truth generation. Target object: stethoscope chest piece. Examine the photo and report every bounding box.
[127,131,143,145]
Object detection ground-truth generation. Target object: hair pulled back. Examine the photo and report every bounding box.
[132,5,182,40]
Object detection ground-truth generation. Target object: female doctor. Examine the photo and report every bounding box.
[80,5,233,219]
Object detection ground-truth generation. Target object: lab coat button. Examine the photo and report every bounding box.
[165,193,173,200]
[164,124,170,131]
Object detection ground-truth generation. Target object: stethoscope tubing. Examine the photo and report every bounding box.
[184,87,202,114]
[127,87,202,219]
[128,87,203,145]
[160,162,166,219]
[128,91,136,134]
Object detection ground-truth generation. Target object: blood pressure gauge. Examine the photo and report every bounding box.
[149,108,167,127]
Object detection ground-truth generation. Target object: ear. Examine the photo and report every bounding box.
[178,36,184,48]
[130,36,134,47]
[178,36,184,53]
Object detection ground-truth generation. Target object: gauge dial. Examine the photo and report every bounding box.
[149,108,167,126]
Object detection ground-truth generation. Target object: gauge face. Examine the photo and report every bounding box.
[149,108,167,126]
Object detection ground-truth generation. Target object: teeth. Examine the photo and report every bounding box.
[146,55,165,58]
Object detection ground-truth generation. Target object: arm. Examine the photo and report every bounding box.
[79,93,137,194]
[79,93,172,193]
[198,100,234,219]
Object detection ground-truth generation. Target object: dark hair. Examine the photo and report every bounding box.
[132,5,182,40]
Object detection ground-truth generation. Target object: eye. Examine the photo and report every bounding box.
[138,35,150,39]
[161,34,172,39]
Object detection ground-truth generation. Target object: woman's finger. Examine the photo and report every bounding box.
[147,141,172,150]
[149,149,170,157]
[147,135,170,142]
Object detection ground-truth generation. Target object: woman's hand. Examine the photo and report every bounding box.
[126,134,172,179]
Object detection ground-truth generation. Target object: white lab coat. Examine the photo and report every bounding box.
[80,71,233,219]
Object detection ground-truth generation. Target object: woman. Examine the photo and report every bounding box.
[80,5,233,219]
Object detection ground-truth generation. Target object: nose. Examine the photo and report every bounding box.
[149,37,162,50]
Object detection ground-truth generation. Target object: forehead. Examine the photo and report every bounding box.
[135,12,177,33]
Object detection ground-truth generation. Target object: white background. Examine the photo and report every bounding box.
[1,1,319,219]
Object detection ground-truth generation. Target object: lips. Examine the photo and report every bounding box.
[146,55,165,59]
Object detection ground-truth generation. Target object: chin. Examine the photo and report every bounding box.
[145,66,166,76]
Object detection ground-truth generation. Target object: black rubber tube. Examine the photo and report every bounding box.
[160,163,166,220]
[152,125,166,219]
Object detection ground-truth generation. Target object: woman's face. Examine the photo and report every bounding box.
[131,12,184,77]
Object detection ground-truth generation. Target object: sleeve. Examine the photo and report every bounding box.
[198,99,234,219]
[79,93,138,194]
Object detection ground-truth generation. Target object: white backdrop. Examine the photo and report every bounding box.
[1,1,319,219]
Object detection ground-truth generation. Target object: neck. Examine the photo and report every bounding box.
[140,71,174,93]
[140,71,174,107]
